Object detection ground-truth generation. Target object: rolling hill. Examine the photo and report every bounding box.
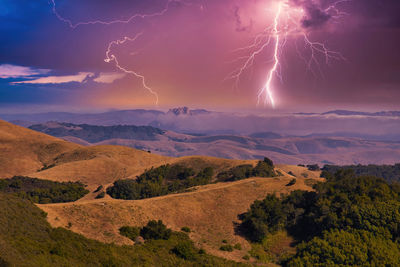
[25,121,400,165]
[0,119,322,263]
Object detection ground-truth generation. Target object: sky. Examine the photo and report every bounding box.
[0,0,399,112]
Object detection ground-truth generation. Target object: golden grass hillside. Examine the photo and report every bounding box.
[39,166,323,262]
[0,119,80,177]
[1,119,323,262]
[0,119,259,193]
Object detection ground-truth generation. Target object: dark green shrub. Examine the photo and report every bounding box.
[95,192,105,199]
[94,185,103,193]
[0,176,88,203]
[239,194,286,242]
[140,220,171,240]
[252,158,276,177]
[242,255,250,260]
[222,239,228,243]
[119,226,140,241]
[172,241,196,260]
[286,179,296,186]
[234,243,242,250]
[217,157,276,181]
[107,165,214,200]
[217,165,253,181]
[219,245,233,252]
[306,164,320,171]
[181,226,191,233]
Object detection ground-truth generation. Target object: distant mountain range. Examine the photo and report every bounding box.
[297,110,400,117]
[25,121,400,165]
[2,108,400,142]
[29,122,165,143]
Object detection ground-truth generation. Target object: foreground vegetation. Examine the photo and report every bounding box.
[0,193,246,267]
[107,164,214,200]
[322,163,400,182]
[108,157,276,200]
[0,176,88,203]
[239,169,400,265]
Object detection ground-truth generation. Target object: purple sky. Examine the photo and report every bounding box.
[0,0,399,112]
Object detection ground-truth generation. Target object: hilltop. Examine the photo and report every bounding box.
[0,119,322,263]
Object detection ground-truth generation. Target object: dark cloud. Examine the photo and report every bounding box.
[301,5,331,28]
[233,6,252,32]
[289,0,332,28]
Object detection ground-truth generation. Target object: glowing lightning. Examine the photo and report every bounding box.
[227,0,348,108]
[258,2,282,107]
[49,0,191,105]
[104,34,159,104]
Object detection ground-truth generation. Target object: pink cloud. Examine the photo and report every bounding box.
[0,64,50,78]
[93,72,126,84]
[13,72,94,84]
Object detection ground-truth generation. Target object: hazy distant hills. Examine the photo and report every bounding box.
[29,122,165,143]
[3,107,400,140]
[24,121,400,165]
[296,110,400,117]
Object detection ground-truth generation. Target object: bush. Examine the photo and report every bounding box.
[219,245,234,252]
[239,194,287,242]
[234,243,242,250]
[252,158,276,177]
[0,176,88,203]
[140,220,172,240]
[95,192,105,199]
[242,255,250,260]
[107,164,214,200]
[94,185,103,193]
[306,164,320,171]
[119,226,140,241]
[217,157,276,181]
[181,226,191,233]
[286,179,296,186]
[172,241,196,260]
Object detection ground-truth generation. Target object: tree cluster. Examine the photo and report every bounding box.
[322,163,400,182]
[239,169,400,265]
[0,176,88,203]
[107,164,214,200]
[217,157,276,181]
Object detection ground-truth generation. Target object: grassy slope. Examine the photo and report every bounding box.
[0,120,254,195]
[40,166,322,262]
[0,120,79,177]
[0,119,322,264]
[0,193,246,267]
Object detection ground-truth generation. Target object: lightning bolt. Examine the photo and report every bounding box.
[104,34,159,104]
[258,1,282,107]
[49,0,192,105]
[227,0,348,108]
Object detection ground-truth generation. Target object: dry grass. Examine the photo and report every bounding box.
[0,120,79,178]
[39,170,323,262]
[0,119,324,263]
